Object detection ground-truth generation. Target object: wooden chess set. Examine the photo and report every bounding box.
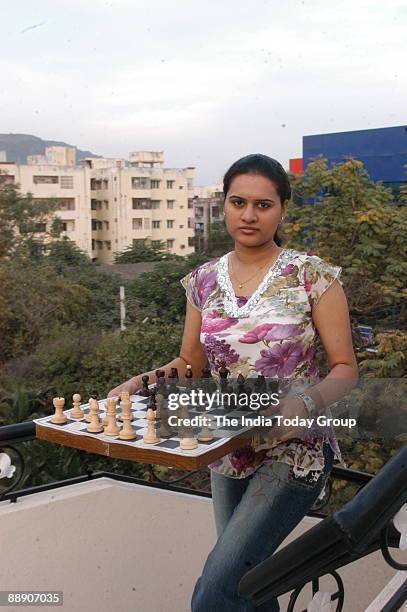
[34,366,278,471]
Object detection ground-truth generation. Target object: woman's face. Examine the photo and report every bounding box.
[224,173,287,247]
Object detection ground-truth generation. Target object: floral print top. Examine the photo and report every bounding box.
[180,248,343,481]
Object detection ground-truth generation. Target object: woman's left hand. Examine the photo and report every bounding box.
[258,395,309,443]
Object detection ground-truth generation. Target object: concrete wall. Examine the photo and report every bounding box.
[0,478,399,612]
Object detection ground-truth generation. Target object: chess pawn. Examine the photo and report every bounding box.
[51,397,67,424]
[104,398,121,436]
[70,394,84,419]
[197,418,214,442]
[180,433,198,450]
[87,398,103,433]
[143,407,160,444]
[118,412,137,440]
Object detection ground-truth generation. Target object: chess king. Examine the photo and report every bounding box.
[108,154,358,612]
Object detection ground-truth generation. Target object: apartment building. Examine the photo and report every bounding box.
[0,157,93,256]
[189,184,224,251]
[0,148,195,263]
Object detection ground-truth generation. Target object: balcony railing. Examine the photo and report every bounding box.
[0,422,405,611]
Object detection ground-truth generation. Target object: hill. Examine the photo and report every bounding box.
[0,133,100,164]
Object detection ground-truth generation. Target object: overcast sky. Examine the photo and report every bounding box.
[0,0,406,183]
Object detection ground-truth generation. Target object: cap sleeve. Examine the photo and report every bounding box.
[180,270,202,312]
[302,255,342,309]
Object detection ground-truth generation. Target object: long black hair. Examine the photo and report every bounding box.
[223,154,291,247]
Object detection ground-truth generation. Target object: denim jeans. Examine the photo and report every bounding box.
[191,443,334,612]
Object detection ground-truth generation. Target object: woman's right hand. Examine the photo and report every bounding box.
[107,375,143,398]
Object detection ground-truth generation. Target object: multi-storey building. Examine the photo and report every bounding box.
[0,148,195,263]
[189,184,224,251]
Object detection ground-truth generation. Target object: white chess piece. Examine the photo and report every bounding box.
[118,392,134,422]
[180,434,198,450]
[70,393,84,419]
[104,398,121,436]
[50,397,67,424]
[197,417,214,442]
[118,411,137,440]
[143,407,160,444]
[87,398,103,433]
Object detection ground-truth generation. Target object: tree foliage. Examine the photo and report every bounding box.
[113,241,181,263]
[285,158,407,320]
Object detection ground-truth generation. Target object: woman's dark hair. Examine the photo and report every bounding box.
[223,154,291,247]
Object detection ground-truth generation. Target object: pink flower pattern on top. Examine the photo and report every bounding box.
[180,249,343,480]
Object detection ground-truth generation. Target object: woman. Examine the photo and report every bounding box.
[109,154,358,611]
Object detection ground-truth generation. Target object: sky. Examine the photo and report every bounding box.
[0,0,406,184]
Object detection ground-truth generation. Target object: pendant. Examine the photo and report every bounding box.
[239,284,243,289]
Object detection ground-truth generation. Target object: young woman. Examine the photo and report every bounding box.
[108,154,358,612]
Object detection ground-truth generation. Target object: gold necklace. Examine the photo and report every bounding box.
[230,251,280,289]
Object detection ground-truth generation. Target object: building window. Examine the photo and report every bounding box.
[179,225,184,228]
[61,220,75,232]
[166,180,174,189]
[133,239,146,246]
[188,236,195,247]
[212,206,220,219]
[151,179,161,189]
[187,179,193,190]
[33,175,58,184]
[188,217,194,229]
[57,198,75,211]
[91,199,103,210]
[132,198,151,209]
[104,200,109,209]
[92,219,103,231]
[144,218,150,230]
[151,240,162,248]
[92,239,95,250]
[132,177,150,189]
[166,239,175,248]
[151,200,161,209]
[0,175,15,185]
[167,200,175,209]
[132,218,143,229]
[103,179,108,189]
[180,244,185,249]
[96,240,103,250]
[167,220,174,229]
[152,220,161,229]
[90,178,102,190]
[188,199,194,209]
[104,221,109,230]
[60,176,73,189]
[33,223,47,232]
[105,241,111,250]
[179,185,184,189]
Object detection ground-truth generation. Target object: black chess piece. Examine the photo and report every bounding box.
[139,374,151,397]
[236,372,252,411]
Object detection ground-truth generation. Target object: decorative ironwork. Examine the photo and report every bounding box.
[0,446,25,500]
[381,522,407,571]
[287,570,344,612]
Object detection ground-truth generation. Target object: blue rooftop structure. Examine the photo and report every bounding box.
[303,125,407,186]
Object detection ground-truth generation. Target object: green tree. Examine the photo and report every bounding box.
[0,178,62,259]
[285,158,407,321]
[126,253,209,322]
[113,241,181,263]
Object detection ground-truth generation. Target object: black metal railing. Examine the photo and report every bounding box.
[239,445,407,612]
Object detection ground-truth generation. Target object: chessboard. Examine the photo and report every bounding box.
[34,392,265,471]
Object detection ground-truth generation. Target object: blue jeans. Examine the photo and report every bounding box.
[191,443,334,612]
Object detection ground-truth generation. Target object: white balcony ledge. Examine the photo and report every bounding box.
[0,478,401,612]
